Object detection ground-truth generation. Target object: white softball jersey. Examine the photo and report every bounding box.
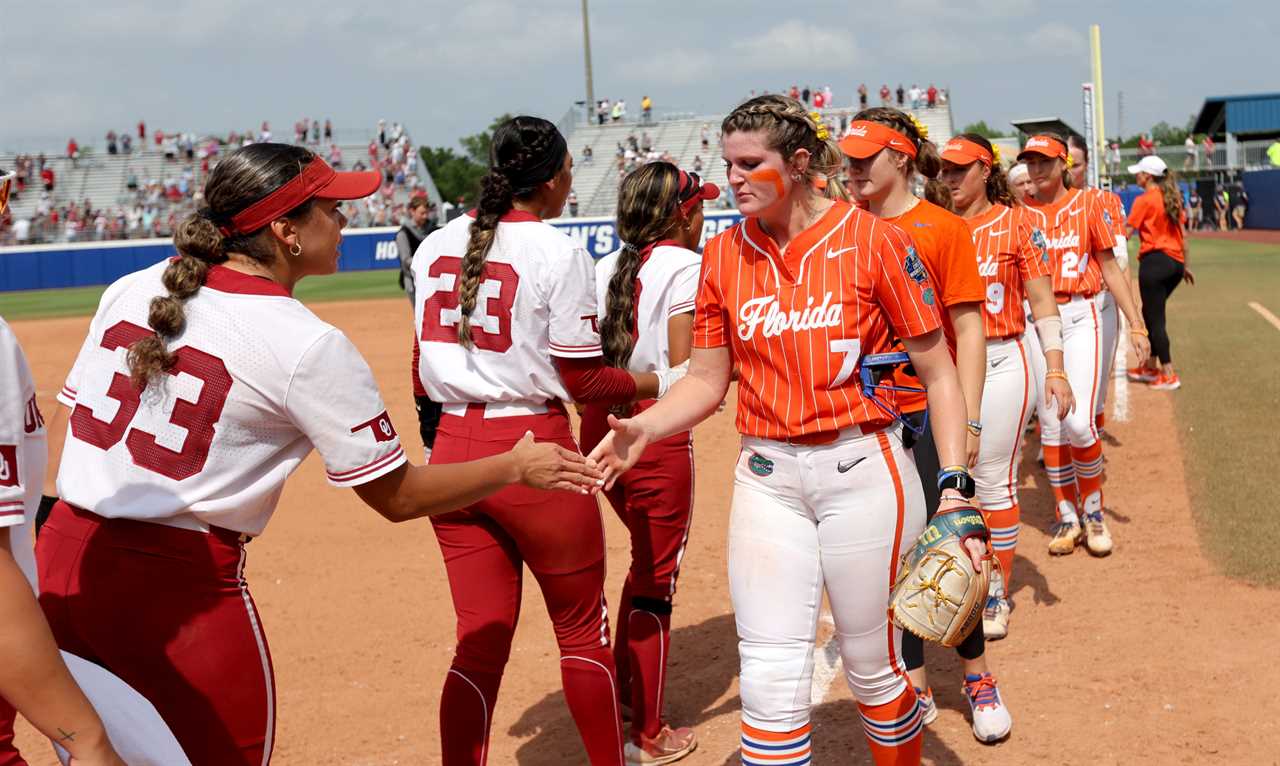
[56,261,406,536]
[593,242,701,374]
[412,210,602,404]
[0,316,48,585]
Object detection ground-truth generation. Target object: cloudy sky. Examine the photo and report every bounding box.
[2,0,1277,155]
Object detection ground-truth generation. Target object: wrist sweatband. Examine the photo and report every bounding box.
[1035,315,1063,354]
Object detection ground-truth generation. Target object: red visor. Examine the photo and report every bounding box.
[1018,135,1067,161]
[221,158,381,236]
[941,138,993,167]
[678,169,720,213]
[838,121,917,159]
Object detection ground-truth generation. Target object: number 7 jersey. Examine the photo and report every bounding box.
[56,261,406,536]
[412,210,602,405]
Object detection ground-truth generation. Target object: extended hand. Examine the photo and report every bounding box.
[938,495,989,571]
[511,431,603,493]
[1182,268,1195,286]
[585,414,653,491]
[1130,331,1151,368]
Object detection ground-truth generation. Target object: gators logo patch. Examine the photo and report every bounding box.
[1103,210,1113,226]
[747,453,774,477]
[904,249,928,284]
[922,288,935,305]
[1030,227,1049,262]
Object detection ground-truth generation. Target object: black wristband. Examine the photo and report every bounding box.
[35,495,58,538]
[937,470,976,499]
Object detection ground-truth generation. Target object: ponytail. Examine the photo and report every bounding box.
[1158,170,1183,228]
[456,171,513,348]
[600,244,644,368]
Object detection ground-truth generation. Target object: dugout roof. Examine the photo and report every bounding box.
[1193,93,1280,138]
[1010,117,1082,141]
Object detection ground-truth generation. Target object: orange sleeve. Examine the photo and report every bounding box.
[875,224,943,339]
[1126,193,1149,230]
[692,229,730,349]
[1015,211,1052,282]
[937,216,985,307]
[1087,194,1117,255]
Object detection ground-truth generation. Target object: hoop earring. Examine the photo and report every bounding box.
[289,241,302,258]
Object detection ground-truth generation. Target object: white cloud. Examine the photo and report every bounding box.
[1026,22,1088,54]
[727,21,858,71]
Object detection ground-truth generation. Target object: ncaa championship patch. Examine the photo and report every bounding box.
[1031,228,1049,261]
[904,248,928,284]
[747,453,774,477]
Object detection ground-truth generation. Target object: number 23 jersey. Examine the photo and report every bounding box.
[412,210,602,404]
[57,261,406,536]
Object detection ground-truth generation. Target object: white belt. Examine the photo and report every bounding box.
[441,401,551,419]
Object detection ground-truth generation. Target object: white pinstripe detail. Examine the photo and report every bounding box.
[447,669,490,764]
[236,545,275,766]
[560,655,625,762]
[793,204,853,286]
[968,206,1010,238]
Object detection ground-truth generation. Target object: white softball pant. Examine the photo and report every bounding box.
[1095,290,1118,417]
[727,425,926,731]
[1036,295,1102,448]
[973,337,1035,511]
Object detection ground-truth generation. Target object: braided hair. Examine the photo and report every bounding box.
[601,162,685,369]
[955,133,1016,207]
[128,144,316,389]
[853,107,952,211]
[722,95,849,201]
[456,116,568,348]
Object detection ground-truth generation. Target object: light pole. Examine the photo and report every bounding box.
[581,0,595,126]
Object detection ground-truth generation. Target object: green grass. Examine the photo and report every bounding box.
[1164,238,1280,586]
[0,269,404,321]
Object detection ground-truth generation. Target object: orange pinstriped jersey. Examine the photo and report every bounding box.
[1025,188,1116,296]
[1095,188,1127,238]
[693,201,942,440]
[966,205,1052,339]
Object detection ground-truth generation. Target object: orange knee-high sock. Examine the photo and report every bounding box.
[740,722,811,765]
[858,687,923,766]
[1042,443,1077,521]
[983,505,1020,592]
[1072,441,1105,515]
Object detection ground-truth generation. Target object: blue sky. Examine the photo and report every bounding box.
[2,1,1277,154]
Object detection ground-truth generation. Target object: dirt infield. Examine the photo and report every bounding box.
[11,297,1280,765]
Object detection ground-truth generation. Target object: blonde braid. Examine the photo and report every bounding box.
[723,95,849,201]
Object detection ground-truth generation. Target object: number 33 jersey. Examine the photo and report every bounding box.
[56,261,406,536]
[412,210,602,405]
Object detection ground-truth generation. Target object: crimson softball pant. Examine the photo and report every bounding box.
[729,426,925,765]
[0,699,23,766]
[429,404,624,765]
[580,403,694,743]
[35,501,274,766]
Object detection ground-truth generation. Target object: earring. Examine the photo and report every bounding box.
[792,173,803,182]
[289,241,302,257]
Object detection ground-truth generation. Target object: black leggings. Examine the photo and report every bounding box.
[1138,251,1185,365]
[900,411,986,668]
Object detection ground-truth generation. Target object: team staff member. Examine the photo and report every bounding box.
[0,166,124,766]
[1065,136,1127,434]
[939,136,1075,645]
[842,110,1005,743]
[413,117,687,766]
[1125,156,1192,390]
[36,145,598,766]
[580,162,714,765]
[1019,134,1149,557]
[590,95,983,766]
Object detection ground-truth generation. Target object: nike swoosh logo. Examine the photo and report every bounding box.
[991,356,1007,368]
[1072,315,1086,324]
[825,246,858,259]
[987,229,1009,237]
[837,456,868,473]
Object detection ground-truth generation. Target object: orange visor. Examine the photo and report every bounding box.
[1018,135,1067,161]
[838,120,918,159]
[941,138,992,167]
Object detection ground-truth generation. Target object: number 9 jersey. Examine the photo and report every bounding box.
[56,261,407,536]
[412,210,603,404]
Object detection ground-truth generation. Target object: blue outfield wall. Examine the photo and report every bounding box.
[0,211,746,293]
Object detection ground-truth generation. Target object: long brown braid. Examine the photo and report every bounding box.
[456,116,567,348]
[601,163,684,369]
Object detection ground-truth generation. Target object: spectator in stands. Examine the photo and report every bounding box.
[66,138,79,166]
[1138,133,1155,156]
[824,85,833,106]
[1231,188,1248,229]
[1203,134,1216,164]
[612,100,625,122]
[926,84,938,108]
[106,130,118,155]
[1108,142,1121,175]
[121,133,132,154]
[598,99,609,125]
[1188,190,1203,230]
[258,123,271,142]
[700,124,710,151]
[693,155,703,172]
[641,95,653,125]
[569,189,579,217]
[858,83,868,109]
[896,84,905,106]
[879,84,890,105]
[312,119,321,143]
[1184,135,1197,170]
[41,166,54,192]
[1212,186,1228,230]
[138,119,146,141]
[1267,138,1280,167]
[909,84,921,109]
[938,88,949,106]
[377,119,388,148]
[790,84,800,100]
[813,89,825,109]
[324,119,333,142]
[582,145,594,164]
[640,131,652,153]
[802,85,811,104]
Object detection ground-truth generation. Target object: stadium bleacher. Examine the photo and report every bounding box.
[560,102,956,218]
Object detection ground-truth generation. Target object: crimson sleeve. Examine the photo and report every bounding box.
[554,356,638,405]
[410,334,426,397]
